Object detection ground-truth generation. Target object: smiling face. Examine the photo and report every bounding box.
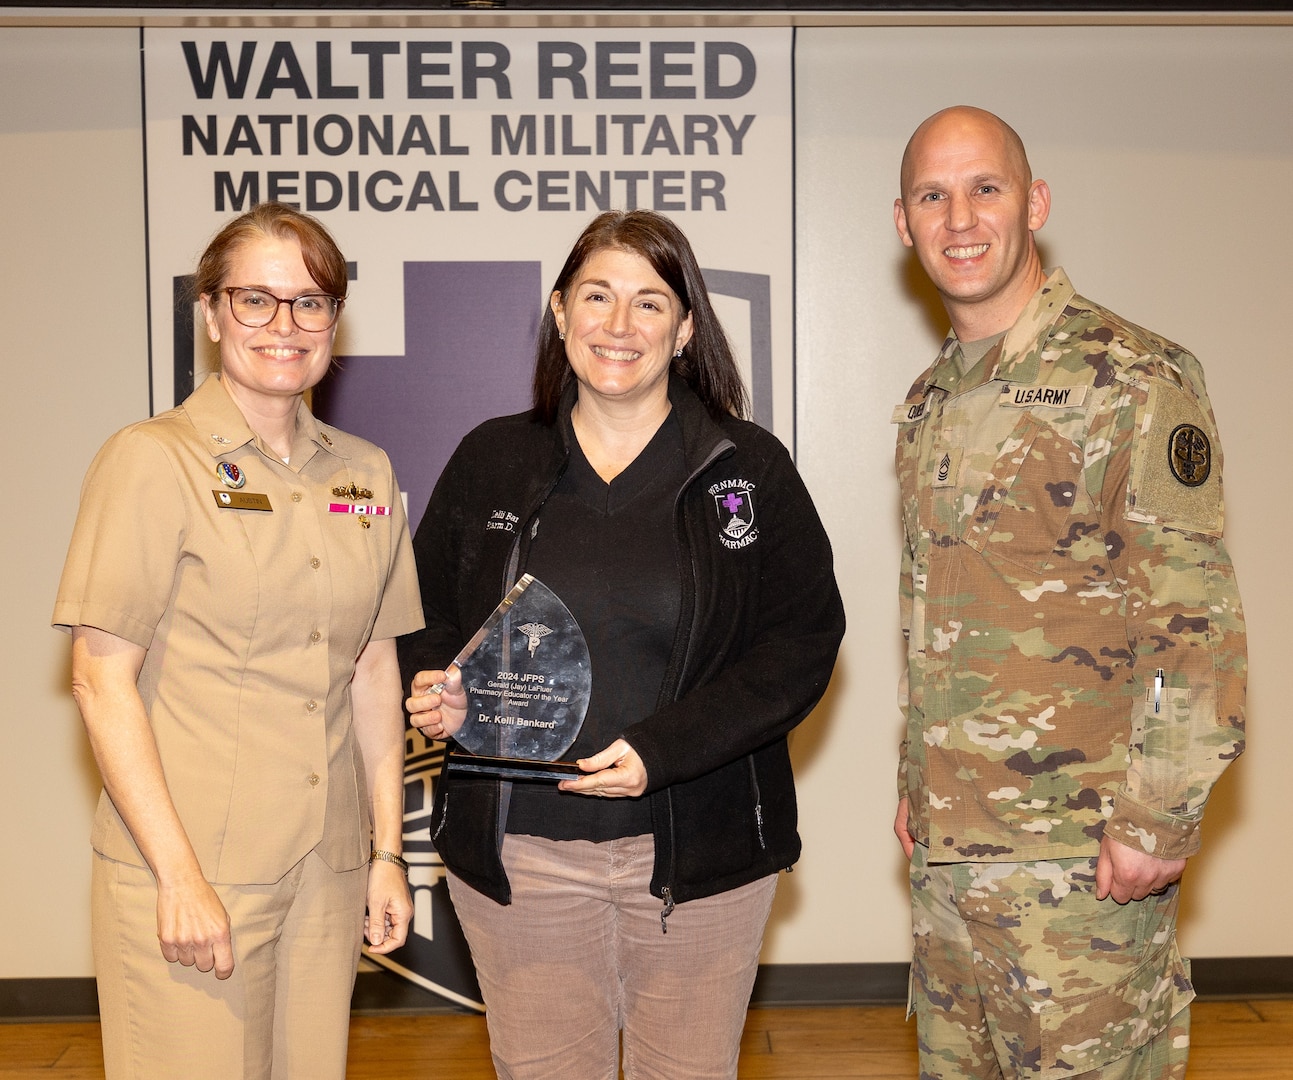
[198,234,338,414]
[550,246,694,416]
[894,107,1051,340]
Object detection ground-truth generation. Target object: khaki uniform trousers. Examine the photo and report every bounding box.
[92,848,368,1080]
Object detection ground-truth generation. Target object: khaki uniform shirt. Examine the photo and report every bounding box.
[54,375,424,883]
[894,270,1245,864]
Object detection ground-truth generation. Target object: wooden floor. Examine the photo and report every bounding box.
[1,1000,1289,1078]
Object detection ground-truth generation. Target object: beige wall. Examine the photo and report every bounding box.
[2,26,149,976]
[3,16,1288,979]
[790,22,1290,963]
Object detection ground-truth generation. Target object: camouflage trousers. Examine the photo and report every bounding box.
[909,844,1193,1079]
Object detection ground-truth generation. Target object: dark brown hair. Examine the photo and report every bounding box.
[193,202,348,303]
[532,210,749,424]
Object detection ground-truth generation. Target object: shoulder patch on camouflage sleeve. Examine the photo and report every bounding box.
[1168,423,1211,487]
[1126,382,1224,536]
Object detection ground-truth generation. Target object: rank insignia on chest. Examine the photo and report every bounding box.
[932,447,962,488]
[1168,423,1211,487]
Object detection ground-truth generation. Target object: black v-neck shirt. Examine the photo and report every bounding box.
[506,410,686,841]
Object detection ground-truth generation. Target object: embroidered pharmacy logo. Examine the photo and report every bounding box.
[1168,423,1211,487]
[710,480,758,549]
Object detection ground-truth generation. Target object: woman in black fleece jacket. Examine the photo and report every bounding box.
[398,210,844,1080]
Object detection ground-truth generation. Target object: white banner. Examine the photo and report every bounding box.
[143,24,794,1008]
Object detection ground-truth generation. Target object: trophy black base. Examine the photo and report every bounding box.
[445,750,584,782]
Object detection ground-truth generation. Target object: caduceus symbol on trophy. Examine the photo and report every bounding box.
[516,622,553,657]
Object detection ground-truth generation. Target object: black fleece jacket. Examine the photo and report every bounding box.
[397,377,845,913]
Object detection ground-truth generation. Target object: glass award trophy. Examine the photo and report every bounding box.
[441,575,592,781]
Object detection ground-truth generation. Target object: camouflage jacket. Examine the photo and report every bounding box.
[894,269,1245,863]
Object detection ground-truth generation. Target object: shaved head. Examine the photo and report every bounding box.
[900,106,1032,200]
[893,105,1050,340]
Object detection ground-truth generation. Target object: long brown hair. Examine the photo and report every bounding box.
[532,211,749,424]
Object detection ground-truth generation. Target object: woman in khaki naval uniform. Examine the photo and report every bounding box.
[53,203,424,1080]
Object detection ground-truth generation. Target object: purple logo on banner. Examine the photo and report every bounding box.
[314,260,542,534]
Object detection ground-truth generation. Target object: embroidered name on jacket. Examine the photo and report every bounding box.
[486,509,519,533]
[890,399,929,424]
[709,479,758,549]
[1002,384,1088,408]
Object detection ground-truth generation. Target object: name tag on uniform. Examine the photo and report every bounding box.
[1001,384,1088,408]
[892,399,930,423]
[212,490,273,511]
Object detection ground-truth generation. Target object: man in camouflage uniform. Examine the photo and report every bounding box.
[890,106,1246,1079]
